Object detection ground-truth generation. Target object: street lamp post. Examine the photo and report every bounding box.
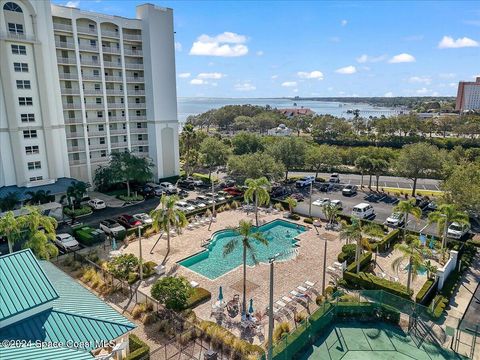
[308,181,313,219]
[321,235,327,296]
[138,225,143,281]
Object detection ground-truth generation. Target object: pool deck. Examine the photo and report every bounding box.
[118,209,346,341]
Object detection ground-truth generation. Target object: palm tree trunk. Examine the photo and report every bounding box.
[360,173,364,187]
[411,178,418,197]
[126,180,131,197]
[254,194,258,227]
[355,238,361,273]
[406,256,412,293]
[166,221,171,256]
[376,175,380,191]
[8,239,13,254]
[242,244,247,315]
[404,213,409,242]
[368,174,372,188]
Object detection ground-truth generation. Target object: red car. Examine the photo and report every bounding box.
[117,214,142,229]
[223,187,244,196]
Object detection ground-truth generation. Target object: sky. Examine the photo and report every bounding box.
[54,0,480,98]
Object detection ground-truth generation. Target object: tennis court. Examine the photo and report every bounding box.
[298,321,467,360]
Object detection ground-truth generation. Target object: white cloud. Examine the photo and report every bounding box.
[235,83,256,91]
[281,81,297,87]
[189,32,248,57]
[439,73,456,79]
[388,53,416,63]
[335,65,357,74]
[174,42,182,51]
[384,92,394,97]
[190,79,205,85]
[178,72,191,78]
[271,75,278,79]
[408,76,431,84]
[65,1,80,7]
[449,82,458,87]
[197,72,225,79]
[356,54,387,63]
[341,19,348,26]
[416,88,430,95]
[297,70,324,80]
[293,89,299,93]
[438,36,479,49]
[256,50,264,56]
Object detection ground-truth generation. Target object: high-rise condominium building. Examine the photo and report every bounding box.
[456,77,480,112]
[0,0,179,188]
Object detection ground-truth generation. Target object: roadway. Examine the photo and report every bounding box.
[290,171,441,191]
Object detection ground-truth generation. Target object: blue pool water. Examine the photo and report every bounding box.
[179,220,307,279]
[404,264,427,276]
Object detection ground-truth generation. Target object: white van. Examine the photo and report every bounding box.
[352,203,375,219]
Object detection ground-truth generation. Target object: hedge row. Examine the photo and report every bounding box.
[415,279,436,304]
[73,226,106,246]
[184,287,212,309]
[370,229,401,253]
[126,334,150,360]
[63,205,93,217]
[344,271,412,299]
[346,252,372,273]
[337,244,356,264]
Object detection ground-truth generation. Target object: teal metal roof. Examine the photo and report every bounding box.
[0,309,134,351]
[39,261,134,327]
[0,249,58,321]
[0,345,93,360]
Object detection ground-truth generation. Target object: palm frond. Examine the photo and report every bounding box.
[223,238,238,257]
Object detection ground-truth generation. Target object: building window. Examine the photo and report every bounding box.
[98,124,104,131]
[97,111,103,118]
[3,2,23,12]
[8,23,23,34]
[123,135,127,142]
[16,80,31,89]
[23,130,37,138]
[90,39,96,47]
[20,113,35,122]
[29,176,43,181]
[19,97,33,106]
[96,98,102,104]
[100,150,107,157]
[94,83,101,90]
[136,122,142,129]
[25,145,39,155]
[11,44,26,55]
[89,24,95,30]
[99,137,105,145]
[122,123,126,130]
[93,69,99,76]
[13,62,28,72]
[27,161,41,170]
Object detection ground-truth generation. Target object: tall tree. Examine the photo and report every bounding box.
[285,196,298,215]
[355,156,373,188]
[394,199,422,242]
[442,163,480,215]
[305,145,341,177]
[199,137,231,180]
[180,123,197,177]
[227,152,285,182]
[25,190,52,205]
[150,195,188,259]
[339,219,383,273]
[231,132,264,155]
[428,204,469,249]
[267,137,306,181]
[244,177,271,226]
[223,220,268,315]
[94,152,153,197]
[0,211,22,254]
[395,143,443,196]
[391,235,426,294]
[21,206,58,259]
[0,192,20,212]
[372,159,390,191]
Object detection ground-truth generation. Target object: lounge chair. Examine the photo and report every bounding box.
[190,280,199,288]
[281,296,298,311]
[290,290,309,304]
[304,280,316,288]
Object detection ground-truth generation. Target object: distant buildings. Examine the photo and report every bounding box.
[456,77,480,111]
[0,249,135,359]
[0,1,179,189]
[267,123,292,136]
[279,107,314,118]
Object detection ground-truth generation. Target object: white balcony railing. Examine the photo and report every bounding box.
[125,63,144,70]
[102,46,121,54]
[80,59,101,66]
[103,61,122,68]
[126,77,144,83]
[63,103,82,109]
[123,33,142,41]
[76,26,97,35]
[105,75,123,82]
[55,40,75,49]
[53,23,73,32]
[128,103,146,109]
[101,29,120,38]
[57,57,76,64]
[124,49,143,56]
[61,88,80,94]
[79,43,99,52]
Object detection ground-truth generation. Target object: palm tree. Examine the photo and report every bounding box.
[223,220,268,314]
[181,123,197,177]
[394,199,422,242]
[322,203,340,227]
[428,204,469,249]
[26,190,52,205]
[424,260,438,280]
[285,196,297,216]
[0,211,22,254]
[340,219,383,273]
[21,206,58,259]
[244,177,271,226]
[391,235,428,294]
[150,195,188,259]
[0,192,19,211]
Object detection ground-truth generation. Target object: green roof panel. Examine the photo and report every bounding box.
[0,249,58,321]
[0,345,93,360]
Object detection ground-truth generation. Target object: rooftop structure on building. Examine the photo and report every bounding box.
[456,77,480,111]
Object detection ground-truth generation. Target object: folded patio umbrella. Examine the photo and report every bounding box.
[249,298,254,314]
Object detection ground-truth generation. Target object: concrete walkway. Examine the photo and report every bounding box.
[88,191,125,208]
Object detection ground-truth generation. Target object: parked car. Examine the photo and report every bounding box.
[312,198,331,207]
[296,175,315,188]
[146,183,164,196]
[135,185,155,199]
[186,177,205,187]
[159,182,177,194]
[223,187,244,196]
[219,178,236,188]
[316,183,330,192]
[187,199,206,208]
[330,199,343,209]
[385,212,405,227]
[88,198,106,210]
[178,189,189,198]
[329,173,341,183]
[99,219,126,236]
[133,213,153,225]
[270,186,290,198]
[177,179,195,190]
[117,214,142,229]
[175,201,195,212]
[342,184,357,196]
[54,233,80,251]
[291,193,304,202]
[206,192,226,202]
[217,190,232,199]
[196,195,213,205]
[351,203,375,219]
[447,222,471,239]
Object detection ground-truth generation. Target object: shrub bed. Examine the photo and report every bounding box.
[370,229,400,252]
[337,244,356,264]
[346,252,372,273]
[344,271,412,299]
[415,279,436,304]
[126,334,150,360]
[63,205,92,217]
[73,226,106,246]
[184,287,212,309]
[118,194,144,202]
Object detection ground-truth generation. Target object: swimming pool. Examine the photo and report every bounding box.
[178,219,307,279]
[404,264,427,276]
